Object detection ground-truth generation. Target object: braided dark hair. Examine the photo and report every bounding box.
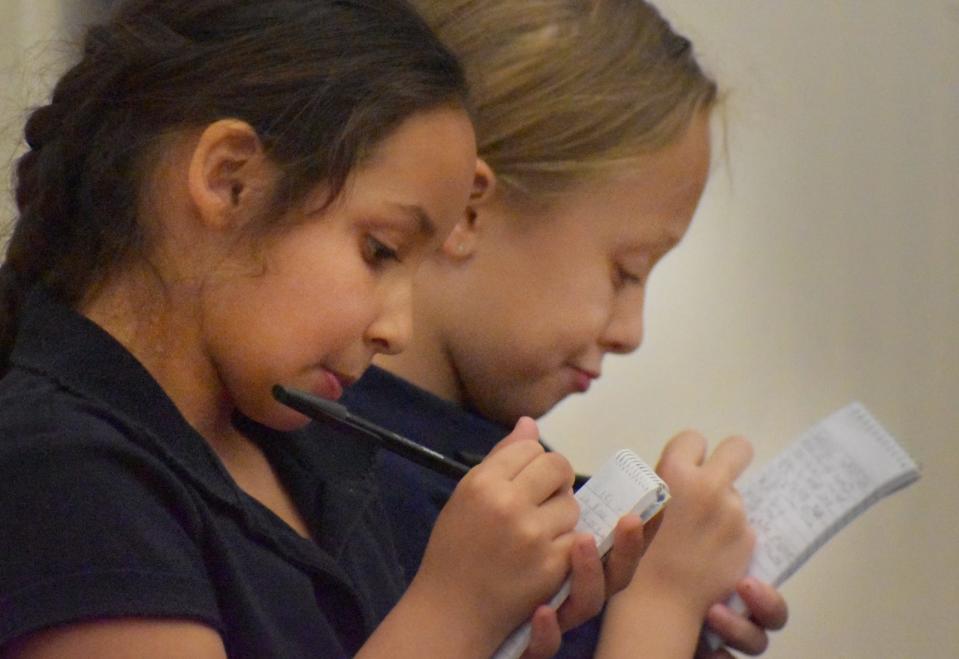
[1,0,468,373]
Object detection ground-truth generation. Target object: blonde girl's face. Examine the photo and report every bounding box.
[203,107,476,430]
[436,113,711,426]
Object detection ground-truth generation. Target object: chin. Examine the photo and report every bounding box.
[531,398,564,421]
[469,380,564,426]
[485,398,561,428]
[239,397,311,433]
[526,385,570,419]
[270,406,313,432]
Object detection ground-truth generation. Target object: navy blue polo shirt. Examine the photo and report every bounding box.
[339,365,603,658]
[0,287,405,657]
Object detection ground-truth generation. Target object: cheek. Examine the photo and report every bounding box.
[209,305,364,429]
[200,279,359,406]
[525,277,611,351]
[453,319,564,402]
[461,270,607,363]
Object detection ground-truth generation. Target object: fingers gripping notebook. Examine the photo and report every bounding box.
[493,449,670,659]
[703,401,921,650]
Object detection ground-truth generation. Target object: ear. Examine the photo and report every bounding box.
[470,157,497,206]
[187,119,272,230]
[440,158,497,259]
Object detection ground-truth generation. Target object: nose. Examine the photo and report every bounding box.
[598,290,645,355]
[365,279,413,356]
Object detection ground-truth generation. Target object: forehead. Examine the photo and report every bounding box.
[345,107,476,236]
[523,117,711,255]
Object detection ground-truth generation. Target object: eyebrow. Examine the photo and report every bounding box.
[388,203,437,239]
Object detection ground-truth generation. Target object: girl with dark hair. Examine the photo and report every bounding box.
[0,1,600,656]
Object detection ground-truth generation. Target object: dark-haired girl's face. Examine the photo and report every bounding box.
[202,107,476,430]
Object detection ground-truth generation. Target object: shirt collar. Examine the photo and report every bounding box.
[341,365,588,486]
[10,286,386,595]
[11,286,242,507]
[340,364,509,460]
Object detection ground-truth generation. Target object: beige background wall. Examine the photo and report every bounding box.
[2,1,956,657]
[542,1,959,657]
[1,1,108,225]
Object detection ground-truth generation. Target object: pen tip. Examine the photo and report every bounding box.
[272,384,288,402]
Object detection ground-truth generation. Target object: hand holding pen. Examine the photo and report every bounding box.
[273,385,605,656]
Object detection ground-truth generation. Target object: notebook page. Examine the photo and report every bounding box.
[493,449,669,659]
[703,402,920,651]
[740,402,919,587]
[575,449,670,554]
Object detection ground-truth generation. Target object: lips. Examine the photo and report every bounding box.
[330,370,358,389]
[314,368,358,401]
[570,366,599,393]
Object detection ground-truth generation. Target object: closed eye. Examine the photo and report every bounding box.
[363,235,401,268]
[614,264,645,288]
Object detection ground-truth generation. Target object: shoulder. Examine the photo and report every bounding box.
[0,371,220,649]
[0,371,196,511]
[0,367,140,448]
[0,365,180,461]
[0,365,207,543]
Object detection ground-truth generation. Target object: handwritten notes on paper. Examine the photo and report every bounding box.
[575,450,669,554]
[740,403,920,587]
[702,402,920,651]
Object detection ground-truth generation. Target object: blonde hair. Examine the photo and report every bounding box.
[411,0,717,201]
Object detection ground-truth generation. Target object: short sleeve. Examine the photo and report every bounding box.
[0,411,223,646]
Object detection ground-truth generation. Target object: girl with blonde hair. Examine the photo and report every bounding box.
[335,0,789,656]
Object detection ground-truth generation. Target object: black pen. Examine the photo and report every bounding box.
[272,384,470,480]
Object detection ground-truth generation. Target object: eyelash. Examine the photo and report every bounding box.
[363,235,400,267]
[615,265,645,288]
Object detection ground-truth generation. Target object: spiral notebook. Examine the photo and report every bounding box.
[704,401,921,649]
[493,449,670,659]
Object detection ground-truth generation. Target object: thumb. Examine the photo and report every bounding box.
[490,416,541,455]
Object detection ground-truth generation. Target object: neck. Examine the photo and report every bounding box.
[81,271,236,444]
[374,330,464,406]
[80,261,312,540]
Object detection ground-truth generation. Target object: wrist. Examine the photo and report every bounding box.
[368,571,502,658]
[595,565,705,658]
[629,555,717,618]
